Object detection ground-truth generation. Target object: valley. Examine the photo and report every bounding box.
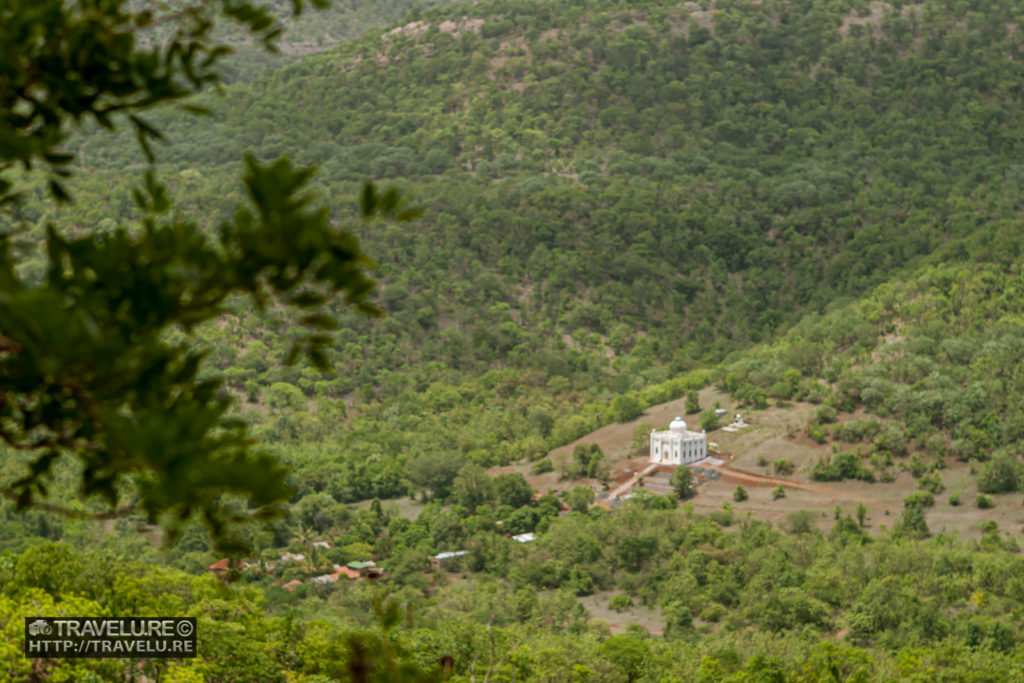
[4,0,1024,680]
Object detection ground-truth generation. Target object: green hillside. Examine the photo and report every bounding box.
[5,1,1024,678]
[12,0,1022,491]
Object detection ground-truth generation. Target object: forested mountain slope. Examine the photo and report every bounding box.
[51,0,1024,353]
[9,0,1024,504]
[6,2,1024,680]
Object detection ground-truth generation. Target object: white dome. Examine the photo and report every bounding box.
[669,417,687,432]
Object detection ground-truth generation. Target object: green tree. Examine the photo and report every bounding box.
[0,0,417,553]
[294,492,335,533]
[699,409,720,432]
[600,634,650,682]
[896,496,931,539]
[267,382,306,413]
[610,394,642,422]
[685,390,701,414]
[617,535,658,572]
[493,473,534,509]
[977,452,1022,494]
[452,464,493,514]
[670,467,695,500]
[631,423,654,456]
[733,486,748,502]
[408,452,462,501]
[565,485,595,513]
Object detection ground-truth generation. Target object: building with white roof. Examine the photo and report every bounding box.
[429,550,469,571]
[650,416,707,465]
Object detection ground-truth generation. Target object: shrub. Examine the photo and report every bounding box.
[808,422,828,444]
[784,510,815,534]
[812,451,870,482]
[699,409,720,432]
[709,509,734,527]
[906,453,928,479]
[896,503,931,539]
[610,394,642,423]
[685,390,700,414]
[733,486,748,502]
[774,459,795,475]
[532,458,554,475]
[949,493,961,506]
[976,495,995,509]
[904,492,934,508]
[771,485,786,500]
[977,452,1022,494]
[917,472,945,494]
[608,595,635,613]
[815,404,837,424]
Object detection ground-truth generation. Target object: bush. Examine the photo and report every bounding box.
[733,486,748,502]
[610,394,642,423]
[896,504,930,539]
[608,595,635,612]
[709,509,734,527]
[874,422,908,456]
[906,453,928,479]
[685,390,700,414]
[771,485,786,500]
[774,459,795,475]
[699,409,720,432]
[917,472,945,494]
[977,452,1022,494]
[784,510,815,534]
[812,451,870,482]
[949,493,961,506]
[808,423,828,444]
[532,458,554,475]
[904,492,934,508]
[815,404,837,424]
[976,495,995,509]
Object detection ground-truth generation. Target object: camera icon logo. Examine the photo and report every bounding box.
[28,620,52,636]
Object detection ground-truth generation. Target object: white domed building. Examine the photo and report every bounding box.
[650,417,707,465]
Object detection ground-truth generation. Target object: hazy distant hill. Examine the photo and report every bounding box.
[157,0,465,82]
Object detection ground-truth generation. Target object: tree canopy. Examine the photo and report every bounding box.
[0,0,417,552]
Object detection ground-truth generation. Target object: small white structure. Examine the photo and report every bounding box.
[429,550,468,571]
[721,413,749,433]
[650,417,707,465]
[311,573,337,585]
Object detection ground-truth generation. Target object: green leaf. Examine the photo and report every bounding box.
[299,314,339,330]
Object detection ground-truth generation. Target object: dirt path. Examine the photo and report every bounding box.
[607,462,659,499]
[711,465,891,508]
[713,465,839,493]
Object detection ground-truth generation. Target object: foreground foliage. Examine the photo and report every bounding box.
[3,503,1024,681]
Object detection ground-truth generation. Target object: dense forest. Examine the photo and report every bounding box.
[5,0,1024,680]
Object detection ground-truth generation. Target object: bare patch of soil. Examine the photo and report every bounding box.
[579,591,664,635]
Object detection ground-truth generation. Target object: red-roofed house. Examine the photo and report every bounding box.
[209,558,231,572]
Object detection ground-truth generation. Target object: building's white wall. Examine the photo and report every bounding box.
[649,429,707,465]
